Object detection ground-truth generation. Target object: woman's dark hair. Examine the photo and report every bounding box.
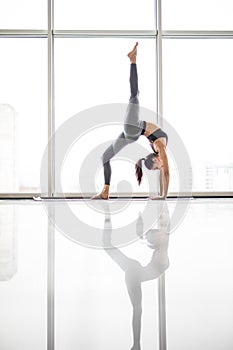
[144,152,159,169]
[135,152,159,185]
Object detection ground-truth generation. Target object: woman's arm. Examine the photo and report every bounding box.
[151,168,169,200]
[151,140,170,199]
[160,167,170,198]
[159,170,164,196]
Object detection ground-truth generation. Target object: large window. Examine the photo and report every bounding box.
[54,0,155,30]
[0,39,47,193]
[162,0,233,30]
[1,0,233,196]
[163,39,233,192]
[0,0,47,29]
[54,38,157,195]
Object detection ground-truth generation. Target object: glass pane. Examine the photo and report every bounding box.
[0,0,47,29]
[162,0,233,30]
[0,39,47,193]
[0,203,47,349]
[54,0,155,30]
[163,39,233,192]
[166,200,233,350]
[54,39,157,195]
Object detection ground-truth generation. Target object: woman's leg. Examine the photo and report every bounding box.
[92,43,141,199]
[102,132,134,184]
[129,63,139,101]
[124,45,144,141]
[92,132,134,199]
[127,42,139,101]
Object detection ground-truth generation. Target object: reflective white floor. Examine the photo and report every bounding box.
[0,199,233,350]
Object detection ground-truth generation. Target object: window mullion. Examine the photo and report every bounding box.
[48,0,55,198]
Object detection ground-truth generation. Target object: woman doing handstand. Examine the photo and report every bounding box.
[92,42,170,200]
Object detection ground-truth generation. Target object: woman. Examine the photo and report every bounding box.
[92,42,169,200]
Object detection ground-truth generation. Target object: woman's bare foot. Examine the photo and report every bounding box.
[91,193,109,200]
[91,185,110,200]
[127,42,138,63]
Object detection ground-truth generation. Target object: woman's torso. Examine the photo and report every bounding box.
[143,122,159,137]
[143,121,168,151]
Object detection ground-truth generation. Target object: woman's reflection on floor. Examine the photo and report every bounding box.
[102,202,171,350]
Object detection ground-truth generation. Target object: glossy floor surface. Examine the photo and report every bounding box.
[0,198,233,350]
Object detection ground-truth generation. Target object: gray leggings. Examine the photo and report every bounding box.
[102,64,144,185]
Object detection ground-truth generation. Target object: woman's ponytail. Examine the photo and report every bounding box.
[135,158,145,185]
